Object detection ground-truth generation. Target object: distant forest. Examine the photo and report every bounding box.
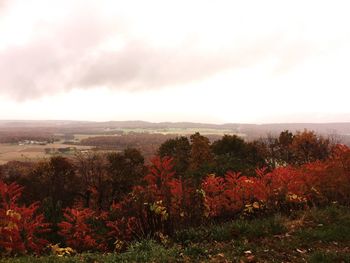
[0,120,349,157]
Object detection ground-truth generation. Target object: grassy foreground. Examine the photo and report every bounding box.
[1,205,350,263]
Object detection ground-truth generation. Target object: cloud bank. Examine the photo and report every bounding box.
[0,0,349,100]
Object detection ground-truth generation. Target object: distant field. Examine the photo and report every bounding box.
[73,129,246,146]
[0,128,244,164]
[73,133,121,141]
[121,127,245,136]
[74,128,245,137]
[0,143,92,164]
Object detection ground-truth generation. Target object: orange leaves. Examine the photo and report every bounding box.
[291,130,331,165]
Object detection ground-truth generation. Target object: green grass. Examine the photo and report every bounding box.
[296,205,350,243]
[309,252,350,263]
[0,240,180,263]
[174,214,287,243]
[2,205,350,262]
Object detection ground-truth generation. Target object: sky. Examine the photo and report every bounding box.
[0,0,350,124]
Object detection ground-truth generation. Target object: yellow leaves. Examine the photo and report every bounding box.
[244,204,254,214]
[156,231,169,245]
[290,194,298,200]
[287,193,307,203]
[6,210,21,220]
[149,200,168,221]
[252,202,260,209]
[4,221,18,231]
[243,201,264,215]
[196,188,210,217]
[1,210,21,231]
[196,188,206,198]
[114,240,124,252]
[50,244,76,257]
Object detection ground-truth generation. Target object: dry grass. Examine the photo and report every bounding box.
[0,143,92,164]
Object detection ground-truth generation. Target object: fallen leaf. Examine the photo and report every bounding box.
[296,248,307,254]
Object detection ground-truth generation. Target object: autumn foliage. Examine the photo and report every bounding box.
[0,181,49,255]
[0,134,350,256]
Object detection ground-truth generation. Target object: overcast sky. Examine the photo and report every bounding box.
[0,0,349,123]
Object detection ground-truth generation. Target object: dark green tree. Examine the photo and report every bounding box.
[291,130,331,165]
[212,135,265,175]
[189,132,213,172]
[158,136,191,175]
[277,130,294,165]
[107,148,145,201]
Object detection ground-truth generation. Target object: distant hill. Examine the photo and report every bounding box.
[0,120,350,139]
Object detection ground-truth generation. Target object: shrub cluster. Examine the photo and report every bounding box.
[0,139,349,255]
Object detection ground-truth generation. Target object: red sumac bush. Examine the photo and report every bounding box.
[0,181,49,255]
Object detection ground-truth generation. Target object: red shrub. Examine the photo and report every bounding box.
[202,166,309,218]
[202,172,268,217]
[302,144,350,205]
[106,202,139,250]
[105,156,197,244]
[58,207,108,252]
[0,181,49,255]
[3,144,348,254]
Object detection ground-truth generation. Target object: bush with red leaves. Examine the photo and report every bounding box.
[4,144,350,255]
[0,181,49,255]
[58,207,109,252]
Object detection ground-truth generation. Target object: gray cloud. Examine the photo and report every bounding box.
[77,36,299,90]
[0,6,117,100]
[77,41,239,89]
[1,33,308,100]
[0,1,315,100]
